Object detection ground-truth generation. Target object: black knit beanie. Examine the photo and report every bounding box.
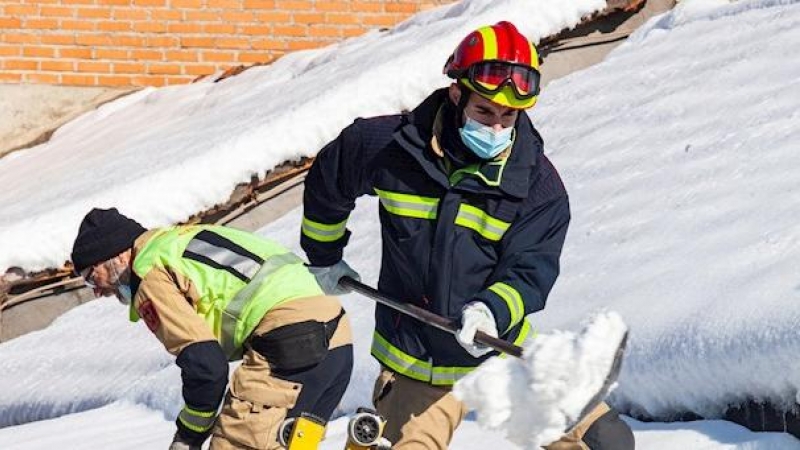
[71,207,146,273]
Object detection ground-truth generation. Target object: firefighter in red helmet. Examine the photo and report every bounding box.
[302,21,635,450]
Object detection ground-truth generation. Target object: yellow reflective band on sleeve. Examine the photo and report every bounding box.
[302,216,348,243]
[374,188,439,220]
[455,204,511,241]
[500,319,534,359]
[178,405,217,433]
[488,282,524,332]
[371,331,432,383]
[431,365,476,386]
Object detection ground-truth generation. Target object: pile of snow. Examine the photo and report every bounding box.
[454,313,628,448]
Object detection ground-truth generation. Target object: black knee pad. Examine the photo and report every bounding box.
[583,408,635,450]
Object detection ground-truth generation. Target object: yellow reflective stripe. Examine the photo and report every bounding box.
[371,331,432,382]
[374,188,439,220]
[488,282,524,331]
[500,319,534,359]
[431,365,476,386]
[454,204,510,241]
[478,25,498,60]
[302,216,347,243]
[178,405,216,433]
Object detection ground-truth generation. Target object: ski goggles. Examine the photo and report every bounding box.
[465,61,541,100]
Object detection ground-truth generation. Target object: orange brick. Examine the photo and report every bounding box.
[114,62,146,73]
[41,60,74,71]
[168,22,203,33]
[133,0,165,5]
[2,33,38,44]
[0,72,23,83]
[96,48,128,59]
[132,75,167,86]
[309,25,341,38]
[275,0,312,10]
[5,59,39,70]
[130,49,162,60]
[0,17,23,28]
[165,76,195,86]
[215,37,249,49]
[23,46,55,57]
[165,50,197,62]
[148,63,181,74]
[251,38,285,51]
[133,22,167,33]
[325,12,360,25]
[25,18,59,29]
[171,0,202,7]
[76,34,113,46]
[184,10,218,21]
[146,36,178,47]
[62,0,96,5]
[243,0,274,8]
[77,7,112,19]
[363,14,402,27]
[78,61,111,72]
[61,20,95,31]
[97,20,132,31]
[97,0,131,5]
[352,1,382,13]
[287,40,325,51]
[24,72,60,84]
[113,9,148,20]
[151,9,181,20]
[201,51,235,62]
[39,6,75,17]
[254,11,290,23]
[203,23,236,34]
[293,12,325,24]
[97,75,135,86]
[237,51,270,64]
[0,46,21,56]
[220,11,253,22]
[184,64,217,76]
[41,34,76,45]
[59,47,92,58]
[62,74,96,85]
[6,5,38,15]
[342,26,367,38]
[112,35,146,47]
[239,25,270,36]
[316,1,351,12]
[27,0,60,4]
[206,0,240,8]
[181,36,214,48]
[273,24,306,37]
[386,3,418,13]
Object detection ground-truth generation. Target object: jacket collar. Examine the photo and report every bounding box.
[393,88,541,199]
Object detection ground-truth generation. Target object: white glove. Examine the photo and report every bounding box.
[168,433,201,450]
[308,260,361,296]
[456,302,499,358]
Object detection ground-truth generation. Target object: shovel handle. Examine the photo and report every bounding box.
[339,277,523,358]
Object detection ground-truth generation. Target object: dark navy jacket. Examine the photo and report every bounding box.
[301,89,570,385]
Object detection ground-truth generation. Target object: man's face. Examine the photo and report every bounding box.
[80,257,124,299]
[449,83,519,130]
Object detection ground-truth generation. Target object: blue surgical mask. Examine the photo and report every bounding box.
[458,115,514,160]
[117,284,133,305]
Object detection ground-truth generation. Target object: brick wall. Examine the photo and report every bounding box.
[0,0,455,87]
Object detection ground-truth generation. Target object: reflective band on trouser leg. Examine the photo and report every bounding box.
[220,253,304,358]
[302,216,348,243]
[487,282,524,333]
[371,331,432,383]
[454,204,510,242]
[374,188,439,220]
[179,405,217,433]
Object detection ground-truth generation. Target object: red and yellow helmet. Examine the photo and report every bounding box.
[444,21,541,109]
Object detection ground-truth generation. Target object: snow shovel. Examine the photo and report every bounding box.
[338,276,628,433]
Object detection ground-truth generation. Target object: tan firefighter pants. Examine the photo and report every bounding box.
[372,368,612,450]
[210,295,352,450]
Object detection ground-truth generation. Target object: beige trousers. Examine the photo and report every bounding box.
[373,368,611,450]
[210,295,352,450]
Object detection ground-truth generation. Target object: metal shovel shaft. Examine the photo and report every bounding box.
[339,277,523,358]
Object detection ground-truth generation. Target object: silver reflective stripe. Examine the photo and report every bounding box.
[431,366,474,385]
[178,406,216,433]
[371,332,432,382]
[186,238,261,280]
[220,252,303,358]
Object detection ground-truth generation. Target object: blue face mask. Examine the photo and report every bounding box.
[117,284,133,305]
[458,115,514,160]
